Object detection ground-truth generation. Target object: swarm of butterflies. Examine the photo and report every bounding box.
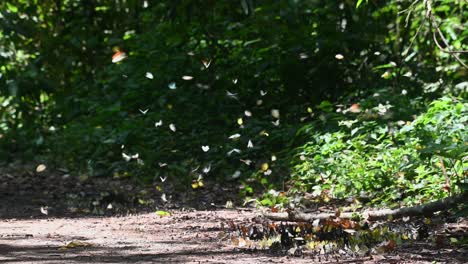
[111,47,360,192]
[223,216,427,257]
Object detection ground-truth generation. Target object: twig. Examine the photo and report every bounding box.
[425,0,468,69]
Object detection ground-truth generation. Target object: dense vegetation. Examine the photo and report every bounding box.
[0,0,466,208]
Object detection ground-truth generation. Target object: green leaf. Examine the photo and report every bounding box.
[7,3,18,13]
[156,210,171,217]
[356,0,366,9]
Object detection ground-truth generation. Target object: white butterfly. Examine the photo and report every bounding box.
[158,162,168,167]
[40,206,49,215]
[226,91,238,100]
[240,159,252,165]
[231,170,241,179]
[247,140,253,148]
[203,164,211,174]
[271,155,277,161]
[145,72,154,79]
[244,110,252,117]
[272,120,280,126]
[227,148,241,156]
[169,123,176,132]
[264,169,272,175]
[191,166,200,172]
[161,193,167,202]
[182,75,194,80]
[155,120,163,127]
[271,109,280,119]
[228,133,241,139]
[232,79,238,84]
[202,59,211,68]
[139,108,149,115]
[260,90,268,96]
[201,145,210,152]
[256,99,263,106]
[160,176,167,182]
[168,82,177,89]
[122,152,139,162]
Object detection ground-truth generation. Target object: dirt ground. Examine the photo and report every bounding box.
[1,164,466,263]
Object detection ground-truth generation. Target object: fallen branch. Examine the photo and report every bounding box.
[264,192,467,222]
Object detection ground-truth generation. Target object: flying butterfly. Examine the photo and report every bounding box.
[112,50,127,63]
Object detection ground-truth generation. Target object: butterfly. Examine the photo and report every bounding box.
[226,91,238,100]
[231,170,241,179]
[203,164,211,174]
[161,193,167,202]
[145,72,154,79]
[201,145,210,152]
[158,162,168,167]
[122,152,139,162]
[202,59,211,68]
[139,108,149,115]
[349,103,361,113]
[232,79,238,84]
[169,124,176,132]
[182,75,194,80]
[272,120,280,126]
[260,90,268,96]
[229,133,241,139]
[160,176,167,182]
[227,149,241,156]
[168,82,177,90]
[240,159,252,165]
[155,120,163,127]
[237,118,243,126]
[271,109,280,119]
[247,140,253,148]
[244,110,252,117]
[112,50,127,63]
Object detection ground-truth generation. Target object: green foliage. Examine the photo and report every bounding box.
[291,97,467,206]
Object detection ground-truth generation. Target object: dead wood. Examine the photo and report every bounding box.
[264,192,467,222]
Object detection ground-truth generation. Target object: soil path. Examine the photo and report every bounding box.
[1,165,466,263]
[0,209,294,264]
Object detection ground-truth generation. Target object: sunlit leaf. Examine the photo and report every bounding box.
[156,210,171,217]
[237,118,243,126]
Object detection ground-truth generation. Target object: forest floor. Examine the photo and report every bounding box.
[1,163,467,263]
